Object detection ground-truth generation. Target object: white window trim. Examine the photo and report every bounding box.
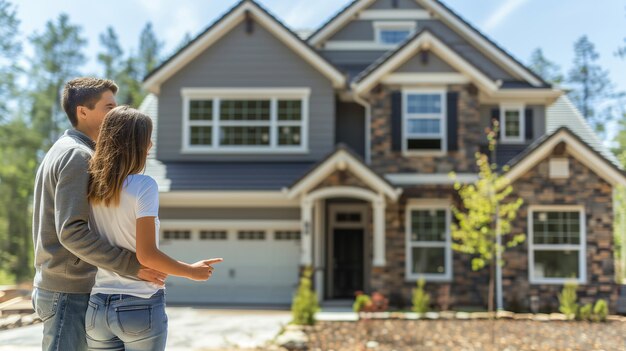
[528,205,587,285]
[181,88,310,154]
[402,88,447,156]
[373,21,417,45]
[405,199,453,282]
[499,103,525,144]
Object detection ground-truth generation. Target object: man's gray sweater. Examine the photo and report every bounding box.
[32,129,141,293]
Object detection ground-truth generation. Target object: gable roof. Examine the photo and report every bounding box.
[308,0,548,88]
[352,29,499,94]
[143,0,346,94]
[286,144,401,201]
[506,127,626,187]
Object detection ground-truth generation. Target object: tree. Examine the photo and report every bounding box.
[567,36,613,133]
[29,13,87,146]
[175,32,193,53]
[290,267,319,325]
[450,121,525,312]
[0,0,21,121]
[138,22,163,79]
[528,48,563,85]
[97,26,123,79]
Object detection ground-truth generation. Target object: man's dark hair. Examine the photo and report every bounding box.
[61,77,119,127]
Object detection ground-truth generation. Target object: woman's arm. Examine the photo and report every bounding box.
[136,217,222,281]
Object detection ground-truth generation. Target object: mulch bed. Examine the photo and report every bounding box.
[304,319,626,351]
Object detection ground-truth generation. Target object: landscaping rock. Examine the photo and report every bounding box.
[276,324,309,351]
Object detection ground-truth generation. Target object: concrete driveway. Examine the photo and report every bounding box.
[0,306,291,351]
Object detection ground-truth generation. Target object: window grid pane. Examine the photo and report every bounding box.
[200,231,227,240]
[189,100,212,121]
[533,250,579,279]
[533,211,580,245]
[220,126,270,146]
[407,94,442,114]
[407,118,441,135]
[238,231,266,240]
[163,230,191,240]
[220,100,270,121]
[278,126,301,146]
[411,247,446,274]
[190,126,212,146]
[504,110,520,137]
[275,231,301,240]
[411,210,446,242]
[380,30,410,44]
[278,100,302,121]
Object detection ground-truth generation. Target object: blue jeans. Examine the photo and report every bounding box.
[85,290,168,351]
[32,287,90,351]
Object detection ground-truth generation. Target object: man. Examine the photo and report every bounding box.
[32,77,167,351]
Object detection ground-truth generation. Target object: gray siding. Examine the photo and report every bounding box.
[395,51,456,73]
[368,0,425,9]
[479,104,546,140]
[324,18,517,81]
[336,102,366,158]
[157,21,336,162]
[160,207,300,220]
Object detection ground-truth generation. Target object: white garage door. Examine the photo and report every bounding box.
[158,221,301,305]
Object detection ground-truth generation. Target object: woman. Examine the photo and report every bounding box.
[85,105,222,350]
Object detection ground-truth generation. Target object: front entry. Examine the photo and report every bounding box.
[327,204,368,299]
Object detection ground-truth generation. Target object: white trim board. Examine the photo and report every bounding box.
[352,31,499,95]
[381,73,470,85]
[159,191,300,207]
[144,1,346,94]
[385,173,478,185]
[505,129,626,187]
[359,9,431,20]
[309,0,543,87]
[286,148,401,201]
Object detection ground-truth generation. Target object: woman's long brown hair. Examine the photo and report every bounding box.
[88,105,153,206]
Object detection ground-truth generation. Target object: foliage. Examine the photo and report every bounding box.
[578,303,592,321]
[592,299,608,322]
[97,26,123,80]
[528,48,563,84]
[411,278,431,313]
[353,292,372,313]
[138,22,163,79]
[450,120,525,311]
[290,267,319,326]
[567,35,613,134]
[558,281,579,320]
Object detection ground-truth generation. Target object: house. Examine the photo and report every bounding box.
[141,0,626,311]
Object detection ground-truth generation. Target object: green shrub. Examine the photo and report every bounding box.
[558,281,579,320]
[592,299,608,322]
[411,278,431,313]
[578,303,592,321]
[353,292,372,313]
[290,267,319,325]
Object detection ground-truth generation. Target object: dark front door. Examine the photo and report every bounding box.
[332,228,364,298]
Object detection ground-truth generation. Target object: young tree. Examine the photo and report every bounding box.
[528,48,563,85]
[97,26,123,79]
[29,13,87,146]
[567,36,613,133]
[450,121,525,312]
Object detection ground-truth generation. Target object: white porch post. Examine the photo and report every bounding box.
[373,195,386,267]
[300,198,313,266]
[313,200,324,303]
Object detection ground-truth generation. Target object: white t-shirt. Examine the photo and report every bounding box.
[89,174,162,298]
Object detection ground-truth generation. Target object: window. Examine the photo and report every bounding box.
[238,231,266,240]
[200,230,228,240]
[163,230,191,240]
[403,90,446,153]
[500,104,525,143]
[529,206,586,284]
[275,231,301,240]
[405,201,452,281]
[182,88,309,152]
[374,21,416,45]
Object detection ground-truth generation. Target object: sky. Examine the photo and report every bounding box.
[11,0,626,92]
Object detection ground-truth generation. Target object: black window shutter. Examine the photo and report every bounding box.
[491,108,500,139]
[391,91,402,152]
[525,108,533,140]
[446,92,459,151]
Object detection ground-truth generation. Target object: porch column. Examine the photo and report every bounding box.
[373,195,386,267]
[300,198,313,266]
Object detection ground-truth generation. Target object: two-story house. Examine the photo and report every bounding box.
[141,0,626,311]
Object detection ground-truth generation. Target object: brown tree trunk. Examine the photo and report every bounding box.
[488,258,495,312]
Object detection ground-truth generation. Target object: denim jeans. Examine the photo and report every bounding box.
[85,290,167,351]
[32,287,90,351]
